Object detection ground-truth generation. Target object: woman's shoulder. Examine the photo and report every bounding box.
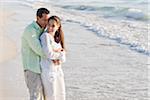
[40,32,54,43]
[40,32,49,38]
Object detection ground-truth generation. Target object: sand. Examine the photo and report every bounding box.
[0,1,149,100]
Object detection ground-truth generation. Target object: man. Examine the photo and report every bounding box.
[21,8,50,100]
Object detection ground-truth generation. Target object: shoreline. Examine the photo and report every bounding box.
[0,1,148,100]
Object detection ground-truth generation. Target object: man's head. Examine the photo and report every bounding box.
[36,8,50,28]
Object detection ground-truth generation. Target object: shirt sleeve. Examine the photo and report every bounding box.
[60,51,66,63]
[40,33,62,60]
[24,28,46,58]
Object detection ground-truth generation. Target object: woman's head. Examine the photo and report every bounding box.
[47,16,66,50]
[47,16,60,36]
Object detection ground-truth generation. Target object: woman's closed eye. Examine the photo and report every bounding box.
[52,25,55,27]
[47,24,56,28]
[49,24,55,28]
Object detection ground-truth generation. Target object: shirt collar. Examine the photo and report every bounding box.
[32,21,43,32]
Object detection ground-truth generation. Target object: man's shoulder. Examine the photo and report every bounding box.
[25,22,35,30]
[24,22,36,34]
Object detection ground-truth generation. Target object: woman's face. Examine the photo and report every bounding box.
[47,19,59,36]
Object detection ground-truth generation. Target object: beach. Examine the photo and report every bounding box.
[0,1,149,100]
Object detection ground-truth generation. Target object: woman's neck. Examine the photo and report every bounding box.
[47,31,54,36]
[47,32,54,40]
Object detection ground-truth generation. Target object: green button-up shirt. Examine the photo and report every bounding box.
[21,21,46,73]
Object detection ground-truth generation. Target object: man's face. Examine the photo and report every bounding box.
[37,13,49,28]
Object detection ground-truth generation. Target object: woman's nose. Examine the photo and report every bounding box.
[49,27,53,30]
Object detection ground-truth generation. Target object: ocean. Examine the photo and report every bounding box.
[3,0,150,56]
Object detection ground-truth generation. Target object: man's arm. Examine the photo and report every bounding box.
[24,29,45,58]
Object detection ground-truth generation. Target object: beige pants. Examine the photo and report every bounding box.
[24,70,45,100]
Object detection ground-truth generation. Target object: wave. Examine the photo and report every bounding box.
[65,19,150,56]
[57,6,150,56]
[61,5,150,22]
[61,5,96,11]
[17,0,150,56]
[114,8,149,21]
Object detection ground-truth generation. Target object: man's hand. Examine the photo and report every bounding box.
[53,48,64,52]
[52,60,61,65]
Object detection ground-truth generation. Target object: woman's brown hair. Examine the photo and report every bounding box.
[48,16,66,51]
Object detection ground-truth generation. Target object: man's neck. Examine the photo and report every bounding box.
[36,21,44,29]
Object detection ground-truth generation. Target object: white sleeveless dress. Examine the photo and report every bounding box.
[40,32,66,100]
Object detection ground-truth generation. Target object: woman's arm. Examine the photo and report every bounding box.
[40,33,62,60]
[57,50,66,63]
[60,50,66,63]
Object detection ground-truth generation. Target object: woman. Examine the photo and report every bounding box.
[40,16,66,100]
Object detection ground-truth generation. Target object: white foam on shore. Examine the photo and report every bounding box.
[16,0,149,56]
[2,0,148,56]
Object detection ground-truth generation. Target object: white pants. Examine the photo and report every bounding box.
[41,63,66,100]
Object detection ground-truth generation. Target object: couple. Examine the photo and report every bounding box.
[21,8,66,100]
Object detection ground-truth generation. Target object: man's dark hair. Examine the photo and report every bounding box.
[36,8,50,18]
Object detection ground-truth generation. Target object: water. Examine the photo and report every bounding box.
[51,0,150,56]
[50,0,150,56]
[5,0,150,56]
[50,0,149,22]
